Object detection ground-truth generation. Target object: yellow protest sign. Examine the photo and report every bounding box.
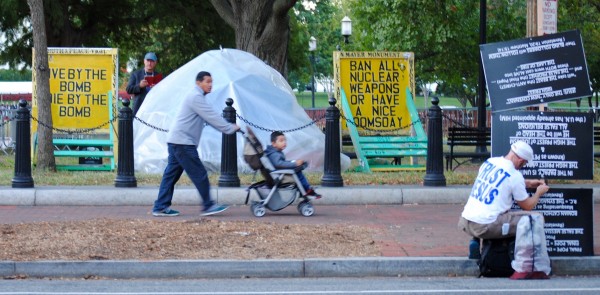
[334,51,414,134]
[32,48,118,130]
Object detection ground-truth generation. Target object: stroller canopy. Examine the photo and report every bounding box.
[133,48,350,173]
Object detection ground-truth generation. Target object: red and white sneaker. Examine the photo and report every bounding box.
[304,188,322,200]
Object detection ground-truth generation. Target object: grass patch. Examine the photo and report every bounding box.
[2,153,598,187]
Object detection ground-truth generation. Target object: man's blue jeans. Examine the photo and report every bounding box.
[153,143,214,212]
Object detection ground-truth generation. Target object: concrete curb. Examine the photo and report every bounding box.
[1,257,598,279]
[2,185,598,206]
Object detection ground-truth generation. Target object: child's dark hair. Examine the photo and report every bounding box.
[270,131,284,143]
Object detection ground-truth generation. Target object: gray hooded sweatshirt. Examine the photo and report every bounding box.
[167,85,236,146]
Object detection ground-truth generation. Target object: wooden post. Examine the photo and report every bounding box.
[526,0,538,38]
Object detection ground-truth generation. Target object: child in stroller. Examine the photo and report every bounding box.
[265,131,322,199]
[243,128,319,217]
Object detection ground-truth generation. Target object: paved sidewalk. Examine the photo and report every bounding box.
[1,185,599,279]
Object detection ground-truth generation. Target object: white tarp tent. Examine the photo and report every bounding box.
[133,48,350,174]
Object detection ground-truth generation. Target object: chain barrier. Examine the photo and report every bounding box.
[18,107,434,138]
[135,111,423,136]
[31,115,118,135]
[133,112,327,135]
[236,113,326,133]
[339,112,425,134]
[134,116,169,133]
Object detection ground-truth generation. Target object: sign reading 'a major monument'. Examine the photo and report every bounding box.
[334,51,414,134]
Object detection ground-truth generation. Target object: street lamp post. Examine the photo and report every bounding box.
[341,16,352,44]
[309,36,317,108]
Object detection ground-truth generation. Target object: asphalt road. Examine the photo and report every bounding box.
[2,276,600,294]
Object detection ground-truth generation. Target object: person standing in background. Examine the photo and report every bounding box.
[126,52,163,116]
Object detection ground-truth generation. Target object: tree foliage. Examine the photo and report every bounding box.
[126,1,235,75]
[288,0,344,95]
[349,0,530,107]
[3,0,600,107]
[0,0,234,75]
[561,0,600,106]
[209,0,298,78]
[0,69,32,81]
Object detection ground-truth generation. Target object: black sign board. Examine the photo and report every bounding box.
[480,30,592,112]
[492,111,593,179]
[512,188,594,256]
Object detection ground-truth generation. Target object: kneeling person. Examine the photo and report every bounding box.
[458,141,549,272]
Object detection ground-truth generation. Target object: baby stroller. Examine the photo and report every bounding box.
[242,127,315,217]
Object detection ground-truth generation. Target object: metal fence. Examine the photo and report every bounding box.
[306,106,599,137]
[1,108,17,154]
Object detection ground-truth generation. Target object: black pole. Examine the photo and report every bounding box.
[321,97,344,187]
[12,99,34,188]
[310,52,316,108]
[477,0,488,155]
[115,99,137,187]
[424,97,446,187]
[218,98,240,187]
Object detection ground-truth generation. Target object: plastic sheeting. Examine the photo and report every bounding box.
[133,48,350,174]
[511,214,552,275]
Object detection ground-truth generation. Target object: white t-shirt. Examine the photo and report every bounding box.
[461,156,529,224]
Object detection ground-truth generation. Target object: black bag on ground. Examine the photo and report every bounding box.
[477,237,515,278]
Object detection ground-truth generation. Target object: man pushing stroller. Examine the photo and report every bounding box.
[265,131,322,199]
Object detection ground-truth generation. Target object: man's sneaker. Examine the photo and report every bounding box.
[152,208,180,217]
[468,238,481,259]
[201,204,229,216]
[510,271,549,280]
[304,188,322,200]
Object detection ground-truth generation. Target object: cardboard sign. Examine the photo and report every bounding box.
[333,51,414,133]
[480,30,591,112]
[513,188,594,256]
[32,47,118,130]
[537,0,558,36]
[492,111,593,179]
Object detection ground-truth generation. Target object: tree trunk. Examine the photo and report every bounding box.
[27,0,56,171]
[210,0,297,78]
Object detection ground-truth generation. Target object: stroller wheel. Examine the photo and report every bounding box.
[251,203,266,217]
[297,201,314,217]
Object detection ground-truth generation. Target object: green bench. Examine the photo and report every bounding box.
[51,138,115,171]
[33,134,116,171]
[340,87,427,172]
[358,136,427,171]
